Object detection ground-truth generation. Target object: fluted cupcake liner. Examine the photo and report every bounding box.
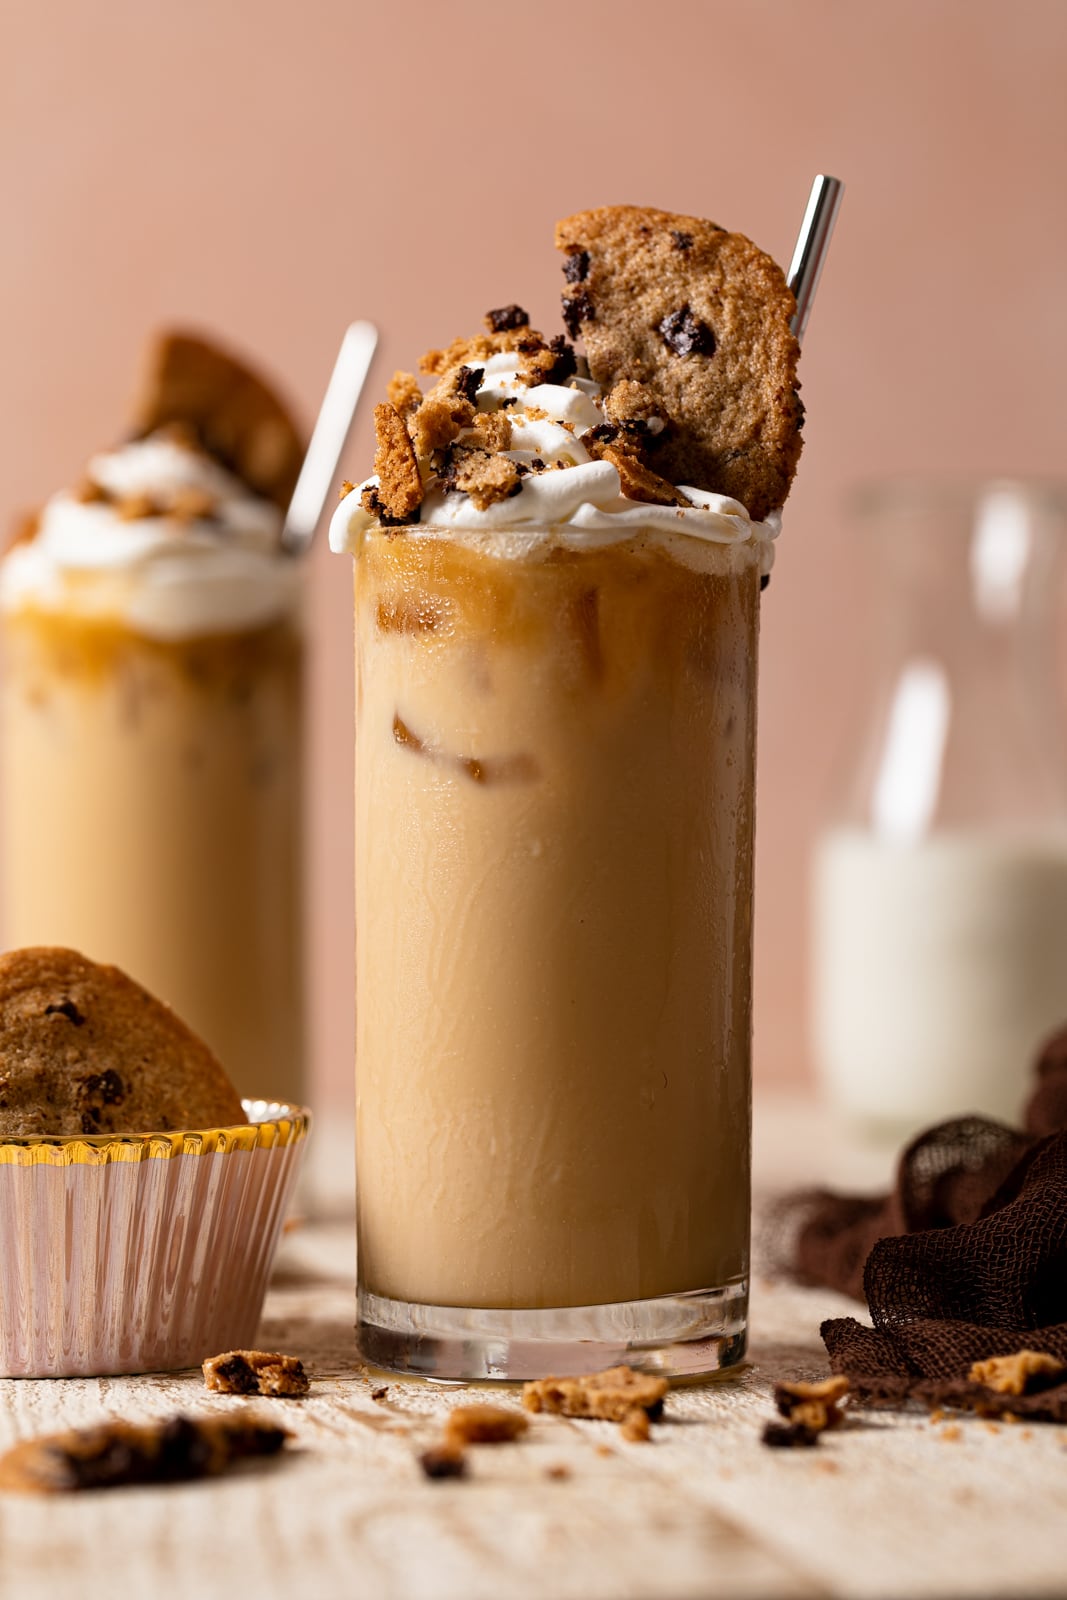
[0,1099,309,1378]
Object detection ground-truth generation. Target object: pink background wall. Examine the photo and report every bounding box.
[2,0,1065,1108]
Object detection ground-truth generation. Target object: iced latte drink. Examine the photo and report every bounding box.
[332,206,804,1377]
[1,333,305,1104]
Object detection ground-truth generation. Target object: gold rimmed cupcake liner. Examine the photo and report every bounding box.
[0,1100,310,1378]
[0,1100,309,1167]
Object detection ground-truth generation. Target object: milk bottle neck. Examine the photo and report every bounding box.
[843,481,1067,837]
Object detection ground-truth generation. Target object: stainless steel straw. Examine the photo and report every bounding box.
[281,319,378,556]
[787,175,844,344]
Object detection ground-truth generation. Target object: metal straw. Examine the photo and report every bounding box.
[787,175,844,345]
[281,320,379,557]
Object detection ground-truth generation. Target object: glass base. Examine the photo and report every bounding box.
[357,1277,748,1381]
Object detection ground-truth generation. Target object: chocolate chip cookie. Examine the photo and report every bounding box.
[0,947,247,1137]
[555,205,803,520]
[131,329,305,510]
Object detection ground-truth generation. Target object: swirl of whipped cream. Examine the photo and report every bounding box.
[1,436,301,639]
[329,352,780,571]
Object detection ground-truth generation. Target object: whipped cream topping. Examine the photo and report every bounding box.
[329,353,779,570]
[2,436,301,639]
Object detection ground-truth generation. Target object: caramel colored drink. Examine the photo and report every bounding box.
[0,347,306,1105]
[1,605,302,1103]
[352,522,758,1366]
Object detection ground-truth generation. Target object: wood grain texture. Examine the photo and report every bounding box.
[0,1101,1063,1600]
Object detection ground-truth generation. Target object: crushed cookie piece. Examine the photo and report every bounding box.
[485,305,530,333]
[8,509,41,550]
[523,1365,667,1425]
[369,402,423,522]
[74,479,109,505]
[419,326,537,377]
[115,492,160,522]
[562,289,595,339]
[563,249,590,284]
[461,411,513,454]
[438,444,520,511]
[602,379,671,440]
[339,479,356,499]
[546,1463,572,1481]
[169,486,218,522]
[445,1406,529,1447]
[969,1351,1066,1396]
[518,333,577,387]
[763,1420,820,1449]
[658,305,716,358]
[773,1375,849,1438]
[203,1350,309,1398]
[762,1420,819,1449]
[360,485,412,528]
[0,1414,288,1493]
[620,1408,651,1443]
[940,1425,964,1442]
[371,1386,389,1402]
[418,1444,467,1481]
[386,370,423,420]
[409,367,482,458]
[601,445,684,507]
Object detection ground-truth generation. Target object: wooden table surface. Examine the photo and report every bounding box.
[1,1096,1064,1600]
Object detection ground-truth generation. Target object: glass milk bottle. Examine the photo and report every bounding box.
[812,481,1067,1133]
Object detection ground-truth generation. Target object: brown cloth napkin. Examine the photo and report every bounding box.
[784,1031,1067,1419]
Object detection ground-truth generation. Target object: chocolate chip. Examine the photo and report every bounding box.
[582,424,620,446]
[760,573,771,592]
[45,999,85,1027]
[454,365,484,405]
[562,290,595,339]
[485,305,529,332]
[361,486,417,528]
[563,250,590,284]
[84,1069,125,1105]
[658,306,716,358]
[212,1357,259,1395]
[544,334,576,384]
[670,230,694,250]
[529,458,546,471]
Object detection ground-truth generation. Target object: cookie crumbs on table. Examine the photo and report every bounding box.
[522,1365,668,1424]
[445,1405,529,1447]
[203,1349,310,1398]
[0,1414,288,1493]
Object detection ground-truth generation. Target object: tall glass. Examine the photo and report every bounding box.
[353,520,759,1379]
[0,591,304,1105]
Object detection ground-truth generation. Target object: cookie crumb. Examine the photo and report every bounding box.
[203,1350,309,1398]
[445,1405,528,1446]
[339,479,356,499]
[368,402,423,522]
[386,370,423,420]
[546,1463,572,1481]
[370,1386,389,1402]
[620,1408,651,1443]
[438,444,520,511]
[969,1351,1065,1396]
[0,1414,288,1493]
[418,1444,467,1481]
[772,1375,849,1438]
[169,486,218,522]
[523,1365,667,1424]
[762,1421,819,1449]
[115,492,160,522]
[940,1425,963,1442]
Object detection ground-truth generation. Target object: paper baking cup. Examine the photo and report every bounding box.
[0,1099,309,1378]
